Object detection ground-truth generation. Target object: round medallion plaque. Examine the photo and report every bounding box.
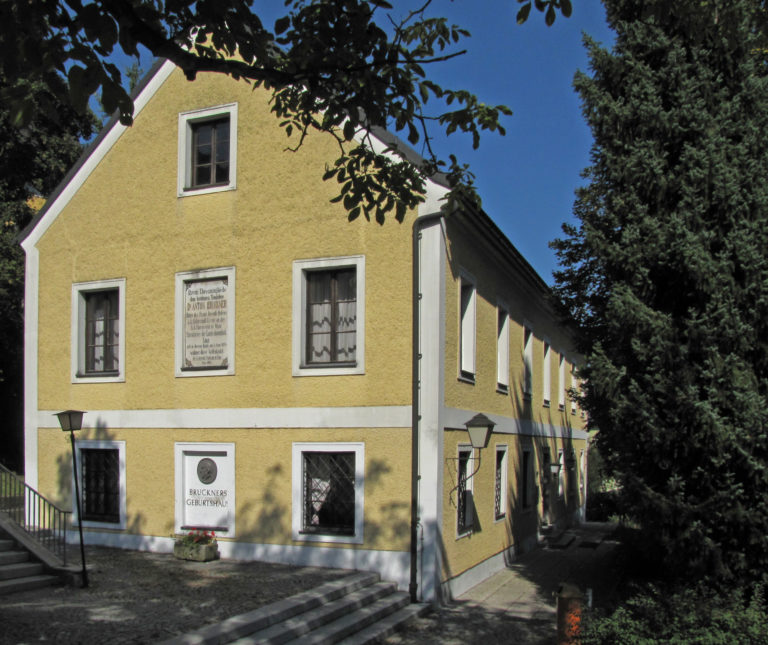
[197,458,218,484]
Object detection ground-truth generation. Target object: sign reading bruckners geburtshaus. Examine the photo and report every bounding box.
[183,278,228,369]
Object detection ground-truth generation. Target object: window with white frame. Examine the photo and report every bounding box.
[457,445,474,535]
[523,325,533,399]
[558,449,565,498]
[292,256,365,376]
[459,274,476,381]
[543,340,551,407]
[292,442,364,543]
[71,279,126,383]
[521,448,534,509]
[558,353,566,410]
[571,366,578,415]
[494,445,508,520]
[178,103,238,196]
[496,305,509,392]
[75,440,126,529]
[175,267,235,377]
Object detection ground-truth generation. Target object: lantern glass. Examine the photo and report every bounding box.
[56,410,85,432]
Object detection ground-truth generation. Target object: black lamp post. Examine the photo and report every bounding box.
[55,410,88,588]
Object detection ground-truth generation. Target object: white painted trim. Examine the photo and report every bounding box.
[415,216,447,603]
[174,266,236,377]
[442,406,589,441]
[69,531,411,591]
[71,278,127,383]
[455,444,475,539]
[291,442,364,544]
[177,102,238,196]
[20,61,176,487]
[496,301,510,390]
[441,545,516,600]
[21,61,177,253]
[493,444,508,523]
[73,440,127,530]
[174,442,236,536]
[542,338,551,406]
[23,246,40,489]
[458,269,476,380]
[36,405,411,430]
[558,352,566,410]
[522,322,534,398]
[292,255,365,376]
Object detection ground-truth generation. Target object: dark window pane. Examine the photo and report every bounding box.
[302,452,355,535]
[190,117,230,188]
[84,290,119,374]
[81,449,120,523]
[305,269,356,365]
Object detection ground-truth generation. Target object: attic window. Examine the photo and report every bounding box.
[178,103,237,196]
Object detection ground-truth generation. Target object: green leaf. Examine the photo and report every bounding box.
[545,5,556,26]
[516,3,532,25]
[274,16,290,34]
[343,119,356,141]
[561,0,573,18]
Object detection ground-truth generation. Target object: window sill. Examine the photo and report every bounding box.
[294,363,363,377]
[494,513,506,524]
[558,404,565,411]
[543,400,550,408]
[496,384,509,395]
[73,372,124,384]
[292,531,363,545]
[458,373,476,385]
[178,183,236,198]
[456,528,473,540]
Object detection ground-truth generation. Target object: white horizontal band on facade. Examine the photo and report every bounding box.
[443,406,589,441]
[70,530,411,591]
[38,406,412,430]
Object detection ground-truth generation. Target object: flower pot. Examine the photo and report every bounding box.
[173,542,220,562]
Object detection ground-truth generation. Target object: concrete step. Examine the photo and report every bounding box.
[281,592,414,645]
[0,538,15,552]
[159,572,381,645]
[0,573,59,595]
[232,581,398,645]
[336,603,430,645]
[0,561,44,581]
[0,550,29,566]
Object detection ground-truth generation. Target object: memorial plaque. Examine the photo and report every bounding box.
[175,444,235,535]
[182,278,228,369]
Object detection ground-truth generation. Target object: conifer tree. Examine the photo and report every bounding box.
[552,0,768,584]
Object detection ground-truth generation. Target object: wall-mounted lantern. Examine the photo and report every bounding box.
[55,410,88,588]
[465,413,495,450]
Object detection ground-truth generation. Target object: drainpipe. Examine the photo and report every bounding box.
[410,213,444,603]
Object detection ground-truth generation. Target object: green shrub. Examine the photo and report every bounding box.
[586,490,622,522]
[581,583,767,645]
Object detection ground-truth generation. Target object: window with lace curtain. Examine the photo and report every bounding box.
[292,256,365,376]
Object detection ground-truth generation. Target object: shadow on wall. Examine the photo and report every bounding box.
[55,419,149,543]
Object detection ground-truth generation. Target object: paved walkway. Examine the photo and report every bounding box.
[382,521,621,645]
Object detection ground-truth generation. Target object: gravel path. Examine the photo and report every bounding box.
[0,546,352,644]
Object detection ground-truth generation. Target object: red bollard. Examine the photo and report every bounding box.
[556,582,583,644]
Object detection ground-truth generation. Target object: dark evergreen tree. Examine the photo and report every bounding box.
[0,76,95,471]
[552,0,768,584]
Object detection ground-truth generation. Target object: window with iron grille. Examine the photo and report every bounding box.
[81,449,120,523]
[494,446,507,520]
[522,449,533,509]
[457,447,473,534]
[191,118,230,188]
[84,290,119,374]
[302,451,355,535]
[305,269,357,366]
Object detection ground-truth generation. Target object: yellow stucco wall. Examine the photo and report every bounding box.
[440,429,587,580]
[442,216,586,430]
[35,68,414,413]
[37,426,411,551]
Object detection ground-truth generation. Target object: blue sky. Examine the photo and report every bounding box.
[120,2,614,284]
[415,1,615,283]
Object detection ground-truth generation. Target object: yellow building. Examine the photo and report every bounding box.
[20,60,587,603]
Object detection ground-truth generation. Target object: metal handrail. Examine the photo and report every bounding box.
[0,463,70,564]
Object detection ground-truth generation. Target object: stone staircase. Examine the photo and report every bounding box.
[162,571,429,645]
[0,529,62,595]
